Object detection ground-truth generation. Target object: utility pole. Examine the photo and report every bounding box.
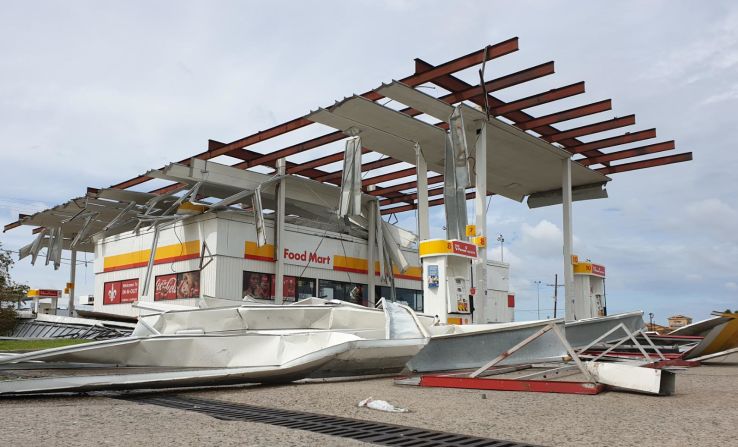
[533,280,542,319]
[547,274,564,318]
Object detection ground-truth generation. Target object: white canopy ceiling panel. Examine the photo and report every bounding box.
[376,81,454,122]
[307,96,446,166]
[310,84,609,203]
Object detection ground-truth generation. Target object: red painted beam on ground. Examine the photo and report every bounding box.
[419,375,605,395]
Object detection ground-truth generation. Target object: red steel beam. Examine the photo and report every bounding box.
[379,186,446,206]
[316,156,400,182]
[304,62,558,181]
[595,152,692,175]
[266,61,558,176]
[231,131,347,169]
[382,191,477,215]
[434,61,555,110]
[569,129,656,155]
[492,82,585,115]
[112,39,519,191]
[288,148,369,174]
[518,100,612,131]
[414,58,609,161]
[418,375,605,395]
[363,168,416,187]
[579,141,675,167]
[544,115,636,143]
[369,175,444,197]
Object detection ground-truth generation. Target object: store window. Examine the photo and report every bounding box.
[243,272,315,301]
[318,279,366,306]
[375,286,423,312]
[154,271,201,300]
[296,277,316,300]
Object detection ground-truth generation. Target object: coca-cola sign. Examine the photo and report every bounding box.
[154,274,177,300]
[154,271,201,301]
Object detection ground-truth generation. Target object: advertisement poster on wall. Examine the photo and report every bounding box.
[120,279,139,303]
[242,271,297,301]
[154,271,201,300]
[103,281,122,305]
[427,265,439,288]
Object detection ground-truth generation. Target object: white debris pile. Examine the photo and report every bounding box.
[358,397,409,413]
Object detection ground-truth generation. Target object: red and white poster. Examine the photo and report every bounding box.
[154,274,178,300]
[176,271,200,299]
[120,279,139,303]
[103,281,122,305]
[154,271,201,300]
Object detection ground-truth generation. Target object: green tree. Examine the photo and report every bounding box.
[0,243,28,334]
[1,242,29,302]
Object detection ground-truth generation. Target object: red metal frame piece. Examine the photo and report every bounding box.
[419,375,606,395]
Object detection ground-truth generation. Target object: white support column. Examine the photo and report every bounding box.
[68,249,77,316]
[367,186,377,308]
[474,125,488,324]
[415,143,430,241]
[562,158,576,321]
[274,158,287,305]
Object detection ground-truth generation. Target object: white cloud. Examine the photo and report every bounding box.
[725,282,738,290]
[519,220,563,258]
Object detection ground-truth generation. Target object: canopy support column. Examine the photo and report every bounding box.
[473,125,487,323]
[562,158,575,321]
[68,249,76,316]
[415,143,430,241]
[367,185,377,307]
[274,158,287,304]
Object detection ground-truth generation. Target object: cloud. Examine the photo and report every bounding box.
[725,282,738,290]
[519,220,563,258]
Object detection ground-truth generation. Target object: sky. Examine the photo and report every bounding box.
[1,0,736,324]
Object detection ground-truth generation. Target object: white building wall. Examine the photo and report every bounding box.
[93,211,423,317]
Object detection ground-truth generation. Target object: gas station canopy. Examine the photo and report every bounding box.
[5,37,692,239]
[308,81,609,203]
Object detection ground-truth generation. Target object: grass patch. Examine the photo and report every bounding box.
[0,338,92,351]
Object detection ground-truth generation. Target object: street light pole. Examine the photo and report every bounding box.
[497,234,504,262]
[533,280,542,319]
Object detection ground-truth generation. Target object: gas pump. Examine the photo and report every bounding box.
[570,258,607,320]
[419,239,478,324]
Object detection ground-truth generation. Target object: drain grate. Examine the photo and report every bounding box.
[121,394,541,447]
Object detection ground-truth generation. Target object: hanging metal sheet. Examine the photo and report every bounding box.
[338,137,363,217]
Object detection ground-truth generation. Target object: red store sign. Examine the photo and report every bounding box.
[103,279,139,305]
[154,274,178,300]
[452,240,478,258]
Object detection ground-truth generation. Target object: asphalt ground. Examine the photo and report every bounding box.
[2,353,737,446]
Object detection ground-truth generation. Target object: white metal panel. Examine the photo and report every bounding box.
[308,86,610,204]
[485,261,509,292]
[376,81,454,121]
